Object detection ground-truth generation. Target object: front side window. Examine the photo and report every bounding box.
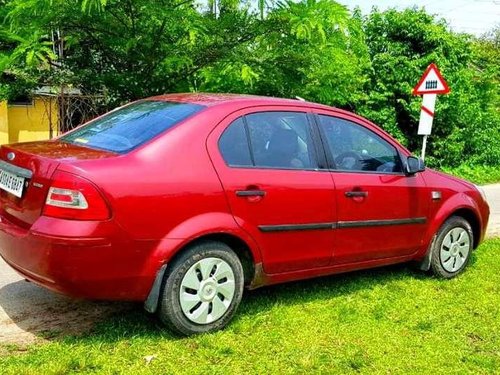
[318,115,402,173]
[61,101,205,153]
[219,111,317,170]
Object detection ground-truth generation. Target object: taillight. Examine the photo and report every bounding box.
[42,170,111,220]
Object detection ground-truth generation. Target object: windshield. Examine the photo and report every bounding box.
[60,100,205,153]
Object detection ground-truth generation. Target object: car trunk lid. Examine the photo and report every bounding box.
[0,141,115,228]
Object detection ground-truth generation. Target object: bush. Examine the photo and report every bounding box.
[441,164,500,185]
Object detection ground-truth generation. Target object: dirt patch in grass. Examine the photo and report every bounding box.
[0,259,135,347]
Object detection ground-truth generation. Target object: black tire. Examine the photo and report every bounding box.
[430,216,473,279]
[157,241,244,336]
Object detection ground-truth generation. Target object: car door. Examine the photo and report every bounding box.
[314,111,429,265]
[208,107,336,274]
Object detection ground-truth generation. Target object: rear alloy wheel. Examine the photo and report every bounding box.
[158,241,244,336]
[179,257,236,324]
[430,216,473,278]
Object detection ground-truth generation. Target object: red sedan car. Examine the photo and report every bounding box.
[0,93,489,335]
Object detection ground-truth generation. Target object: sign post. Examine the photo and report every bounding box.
[412,63,450,160]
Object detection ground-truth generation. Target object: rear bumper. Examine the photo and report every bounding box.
[0,213,158,301]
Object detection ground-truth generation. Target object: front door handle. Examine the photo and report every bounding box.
[345,191,368,198]
[236,190,266,197]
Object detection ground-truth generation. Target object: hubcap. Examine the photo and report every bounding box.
[440,227,471,272]
[179,257,235,325]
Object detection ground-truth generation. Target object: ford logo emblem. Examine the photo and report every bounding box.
[7,152,15,161]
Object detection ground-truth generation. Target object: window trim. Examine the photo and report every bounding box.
[242,116,257,166]
[312,113,406,176]
[217,110,322,172]
[307,113,329,170]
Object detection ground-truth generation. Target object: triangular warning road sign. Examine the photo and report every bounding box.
[412,63,450,95]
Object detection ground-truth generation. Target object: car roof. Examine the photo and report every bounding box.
[147,92,344,113]
[146,92,386,136]
[141,93,411,156]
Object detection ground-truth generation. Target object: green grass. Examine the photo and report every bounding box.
[1,239,499,374]
[440,165,500,185]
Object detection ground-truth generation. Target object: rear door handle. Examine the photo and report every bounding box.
[236,190,266,197]
[345,191,368,198]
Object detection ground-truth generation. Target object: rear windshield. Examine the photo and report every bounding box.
[60,100,205,153]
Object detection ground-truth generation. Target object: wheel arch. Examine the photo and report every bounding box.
[167,232,257,286]
[448,207,481,249]
[159,212,262,264]
[417,194,483,271]
[144,216,262,313]
[425,193,483,249]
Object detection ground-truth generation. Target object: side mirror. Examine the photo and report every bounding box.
[406,156,425,176]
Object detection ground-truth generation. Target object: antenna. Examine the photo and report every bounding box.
[295,96,306,102]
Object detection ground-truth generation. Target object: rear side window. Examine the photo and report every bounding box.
[219,111,317,170]
[218,118,253,167]
[61,101,205,153]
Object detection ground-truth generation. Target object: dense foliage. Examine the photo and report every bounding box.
[0,0,498,168]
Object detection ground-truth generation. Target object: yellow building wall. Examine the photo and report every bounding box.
[0,101,9,144]
[0,97,58,144]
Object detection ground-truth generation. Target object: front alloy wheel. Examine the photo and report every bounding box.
[439,227,471,273]
[430,216,473,278]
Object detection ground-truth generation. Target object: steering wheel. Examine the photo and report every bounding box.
[335,151,361,170]
[376,161,396,173]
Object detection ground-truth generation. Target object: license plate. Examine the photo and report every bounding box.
[0,168,25,198]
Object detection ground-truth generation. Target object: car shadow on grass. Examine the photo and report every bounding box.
[0,253,479,344]
[59,262,436,342]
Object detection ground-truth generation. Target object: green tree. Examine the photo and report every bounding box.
[199,0,370,108]
[0,0,498,168]
[0,0,263,104]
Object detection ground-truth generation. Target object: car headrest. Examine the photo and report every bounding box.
[267,128,298,157]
